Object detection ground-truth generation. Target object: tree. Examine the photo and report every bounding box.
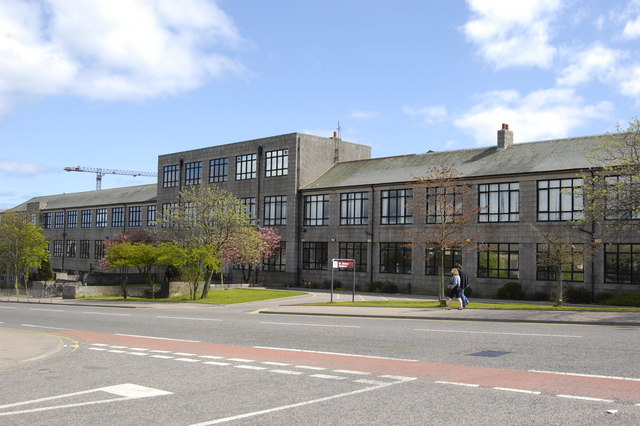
[405,165,481,302]
[535,228,585,306]
[0,211,50,293]
[221,227,281,283]
[156,185,254,299]
[156,242,221,300]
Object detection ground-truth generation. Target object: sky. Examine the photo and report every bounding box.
[1,0,640,210]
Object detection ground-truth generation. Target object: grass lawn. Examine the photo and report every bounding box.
[303,300,640,311]
[79,288,307,304]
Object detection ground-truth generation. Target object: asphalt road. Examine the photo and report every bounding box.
[1,292,639,425]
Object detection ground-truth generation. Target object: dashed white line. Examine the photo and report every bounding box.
[227,358,253,363]
[21,324,69,330]
[234,365,267,371]
[82,311,131,317]
[28,308,64,312]
[203,361,231,366]
[157,316,222,321]
[261,361,289,366]
[493,387,541,395]
[254,346,418,362]
[173,352,197,356]
[271,369,303,375]
[556,394,614,403]
[295,365,325,371]
[435,381,479,387]
[199,355,225,360]
[175,358,200,363]
[311,374,347,381]
[529,370,640,382]
[150,355,174,359]
[125,352,148,356]
[414,329,582,338]
[115,333,201,343]
[333,369,369,376]
[260,321,360,328]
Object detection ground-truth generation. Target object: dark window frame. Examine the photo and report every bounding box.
[537,178,583,221]
[302,242,328,270]
[236,153,257,180]
[304,194,329,226]
[339,242,368,272]
[477,243,519,279]
[381,189,413,225]
[379,242,412,274]
[478,182,520,223]
[163,164,179,188]
[209,158,228,183]
[340,192,369,225]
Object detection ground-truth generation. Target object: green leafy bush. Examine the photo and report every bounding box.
[564,287,591,304]
[597,293,640,307]
[381,283,399,293]
[531,291,549,301]
[496,281,525,300]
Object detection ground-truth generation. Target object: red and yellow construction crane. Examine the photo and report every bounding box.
[64,166,157,190]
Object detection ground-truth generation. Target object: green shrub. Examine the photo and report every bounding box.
[531,291,549,301]
[597,293,640,307]
[564,287,591,304]
[596,292,614,303]
[496,281,525,300]
[381,283,399,293]
[29,260,55,281]
[322,280,341,290]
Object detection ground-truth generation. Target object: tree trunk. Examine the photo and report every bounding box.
[555,270,564,307]
[438,247,446,306]
[201,268,213,299]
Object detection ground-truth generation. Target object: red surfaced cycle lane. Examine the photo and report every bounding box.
[61,330,640,404]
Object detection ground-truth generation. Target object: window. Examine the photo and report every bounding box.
[236,153,256,180]
[94,240,105,259]
[240,198,256,224]
[605,175,640,220]
[147,205,156,227]
[161,203,176,227]
[381,189,412,224]
[79,240,91,259]
[111,207,124,227]
[477,243,519,279]
[163,164,179,188]
[425,247,462,275]
[54,211,64,229]
[263,241,286,272]
[66,240,76,258]
[265,149,288,177]
[426,186,464,224]
[605,244,640,284]
[537,178,583,221]
[302,242,328,270]
[264,196,287,226]
[339,242,368,272]
[53,240,63,257]
[304,195,329,226]
[479,182,519,222]
[340,192,368,225]
[81,210,92,228]
[129,206,142,227]
[209,158,228,183]
[536,244,584,282]
[184,161,202,185]
[42,212,52,229]
[380,242,412,274]
[67,211,77,228]
[96,209,107,228]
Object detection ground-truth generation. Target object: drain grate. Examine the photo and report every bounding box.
[468,350,512,357]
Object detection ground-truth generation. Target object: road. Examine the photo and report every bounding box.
[1,292,639,425]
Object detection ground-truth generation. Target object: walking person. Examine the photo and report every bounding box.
[445,268,463,310]
[455,263,469,308]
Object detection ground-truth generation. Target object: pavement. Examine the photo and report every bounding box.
[1,291,639,370]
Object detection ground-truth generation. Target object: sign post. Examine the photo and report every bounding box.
[330,258,356,302]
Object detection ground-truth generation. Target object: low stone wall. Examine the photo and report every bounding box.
[64,282,191,299]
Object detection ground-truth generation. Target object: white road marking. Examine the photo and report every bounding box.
[203,361,231,366]
[333,369,369,375]
[295,365,325,371]
[0,306,15,309]
[234,365,266,371]
[493,387,541,395]
[88,347,107,351]
[529,370,640,382]
[115,333,200,342]
[270,369,303,375]
[556,394,614,403]
[311,374,347,380]
[0,384,171,417]
[175,358,200,363]
[200,355,225,360]
[355,379,388,386]
[151,355,174,359]
[261,361,289,366]
[21,324,69,330]
[227,358,252,363]
[254,346,418,362]
[173,352,197,356]
[157,315,222,321]
[435,381,479,387]
[188,381,407,425]
[82,311,131,316]
[260,321,360,328]
[125,352,148,356]
[414,328,582,338]
[28,308,64,312]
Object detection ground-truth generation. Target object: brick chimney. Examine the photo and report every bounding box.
[497,123,513,150]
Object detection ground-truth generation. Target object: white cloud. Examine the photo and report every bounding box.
[0,159,55,177]
[0,0,243,112]
[618,64,640,99]
[556,44,623,86]
[402,105,448,124]
[623,15,640,38]
[463,0,561,69]
[454,88,613,145]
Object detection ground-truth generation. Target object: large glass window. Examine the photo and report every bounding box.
[66,240,76,258]
[53,240,63,257]
[209,158,228,183]
[263,241,286,272]
[79,240,91,259]
[161,203,176,228]
[163,164,179,188]
[426,186,464,224]
[379,242,412,274]
[605,175,640,220]
[339,242,368,272]
[111,207,124,227]
[304,195,329,226]
[537,178,583,221]
[477,243,519,279]
[264,196,287,226]
[302,242,328,270]
[478,182,519,222]
[236,153,257,180]
[147,205,156,227]
[340,192,369,225]
[425,247,462,275]
[240,198,256,224]
[67,211,77,228]
[81,210,92,228]
[94,240,105,259]
[184,161,202,185]
[42,212,52,229]
[128,206,142,227]
[265,149,288,177]
[96,209,107,228]
[605,244,640,284]
[536,244,584,282]
[381,189,412,224]
[54,211,64,229]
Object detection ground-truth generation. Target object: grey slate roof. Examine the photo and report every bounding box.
[9,184,157,212]
[303,134,608,189]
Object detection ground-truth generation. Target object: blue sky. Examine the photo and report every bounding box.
[1,0,639,209]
